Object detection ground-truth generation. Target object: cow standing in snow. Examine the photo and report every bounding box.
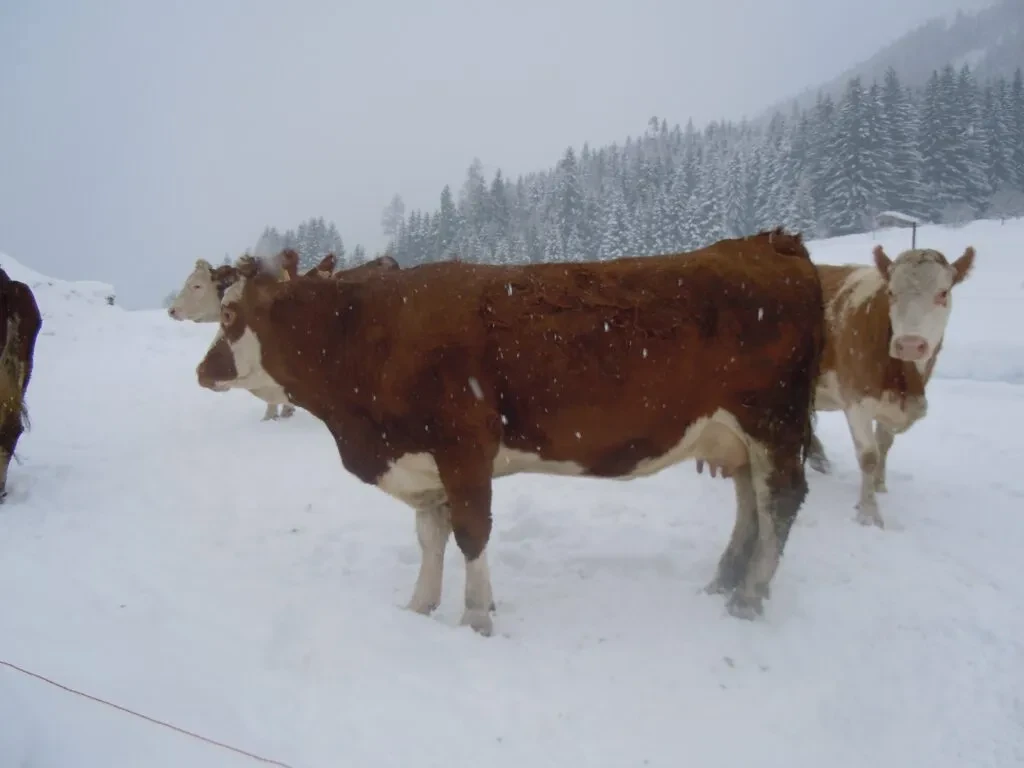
[0,267,42,501]
[196,229,827,634]
[806,244,976,528]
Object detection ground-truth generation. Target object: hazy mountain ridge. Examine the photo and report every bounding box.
[766,0,1024,117]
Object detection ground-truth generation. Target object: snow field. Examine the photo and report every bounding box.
[1,218,1023,767]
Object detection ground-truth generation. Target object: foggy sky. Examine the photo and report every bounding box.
[0,0,990,308]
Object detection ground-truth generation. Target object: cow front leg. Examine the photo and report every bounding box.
[873,423,895,493]
[406,503,451,615]
[844,403,883,528]
[260,403,278,421]
[436,452,496,637]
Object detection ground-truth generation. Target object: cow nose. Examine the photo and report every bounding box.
[168,307,179,319]
[892,334,929,361]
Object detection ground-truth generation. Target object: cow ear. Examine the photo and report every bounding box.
[236,255,260,279]
[872,245,892,278]
[195,258,213,271]
[951,246,975,285]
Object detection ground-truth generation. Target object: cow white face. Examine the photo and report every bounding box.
[874,245,975,364]
[196,281,279,393]
[168,260,223,322]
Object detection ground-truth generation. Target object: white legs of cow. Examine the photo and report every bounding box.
[407,505,449,615]
[259,403,296,421]
[406,502,496,636]
[874,423,895,493]
[844,403,889,528]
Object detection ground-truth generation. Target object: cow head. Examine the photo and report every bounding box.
[873,244,975,363]
[195,268,280,394]
[167,259,220,321]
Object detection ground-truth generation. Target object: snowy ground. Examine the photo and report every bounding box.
[2,219,1023,767]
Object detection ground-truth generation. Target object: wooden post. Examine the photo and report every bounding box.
[911,222,917,248]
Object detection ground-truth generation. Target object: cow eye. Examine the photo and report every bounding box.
[936,290,949,306]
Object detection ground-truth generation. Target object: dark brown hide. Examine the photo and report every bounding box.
[201,230,826,625]
[0,268,43,499]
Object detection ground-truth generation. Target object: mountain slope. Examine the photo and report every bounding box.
[766,0,1024,117]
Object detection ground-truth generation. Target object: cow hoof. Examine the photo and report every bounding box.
[489,600,497,613]
[461,608,493,637]
[0,488,6,504]
[855,509,885,529]
[809,454,831,475]
[702,577,733,596]
[406,597,439,615]
[726,592,763,620]
[281,406,296,419]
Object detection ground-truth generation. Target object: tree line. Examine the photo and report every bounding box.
[385,63,1024,266]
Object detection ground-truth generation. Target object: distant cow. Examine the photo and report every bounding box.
[167,255,297,421]
[807,244,976,528]
[0,268,42,501]
[197,230,826,634]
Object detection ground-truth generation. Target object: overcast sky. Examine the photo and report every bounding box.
[0,0,991,308]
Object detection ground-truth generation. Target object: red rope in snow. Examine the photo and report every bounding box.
[0,659,297,768]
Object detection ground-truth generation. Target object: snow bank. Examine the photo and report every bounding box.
[0,251,117,324]
[807,216,1024,385]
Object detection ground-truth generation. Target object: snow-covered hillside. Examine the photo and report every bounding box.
[1,219,1023,768]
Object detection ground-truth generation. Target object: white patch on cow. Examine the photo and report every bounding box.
[835,265,884,317]
[377,452,446,508]
[379,447,588,507]
[886,253,956,373]
[629,409,749,479]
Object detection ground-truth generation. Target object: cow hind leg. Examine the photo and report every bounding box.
[705,463,758,596]
[727,446,807,620]
[873,423,895,493]
[844,404,884,527]
[260,403,279,421]
[406,502,451,615]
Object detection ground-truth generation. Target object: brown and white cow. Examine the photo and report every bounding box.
[167,255,297,421]
[196,230,826,634]
[0,267,43,501]
[806,244,976,528]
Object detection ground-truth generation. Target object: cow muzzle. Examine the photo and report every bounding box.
[890,334,930,362]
